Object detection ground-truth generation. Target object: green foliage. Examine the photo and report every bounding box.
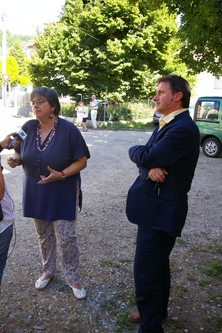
[8,42,31,85]
[9,43,26,74]
[198,279,211,287]
[97,120,154,131]
[0,56,19,86]
[0,40,32,86]
[128,102,154,120]
[60,102,76,117]
[29,0,193,99]
[203,259,222,279]
[179,0,222,76]
[129,0,222,76]
[0,30,34,51]
[104,104,130,121]
[103,101,154,121]
[18,75,30,86]
[60,100,154,121]
[7,56,18,84]
[29,22,70,91]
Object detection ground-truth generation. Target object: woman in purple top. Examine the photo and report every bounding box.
[7,87,90,300]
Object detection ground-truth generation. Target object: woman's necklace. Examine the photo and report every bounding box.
[36,118,58,152]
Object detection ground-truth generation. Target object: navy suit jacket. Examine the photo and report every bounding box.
[126,111,200,237]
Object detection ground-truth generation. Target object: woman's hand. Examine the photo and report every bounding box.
[7,156,21,168]
[37,157,87,184]
[37,166,62,184]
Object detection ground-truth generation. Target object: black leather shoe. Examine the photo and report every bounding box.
[128,311,168,324]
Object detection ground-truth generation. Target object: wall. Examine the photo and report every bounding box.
[191,72,222,106]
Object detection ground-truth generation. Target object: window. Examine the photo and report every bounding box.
[196,100,219,121]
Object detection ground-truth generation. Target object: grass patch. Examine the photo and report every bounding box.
[115,311,134,332]
[117,258,132,263]
[214,316,222,325]
[176,238,187,246]
[207,314,222,328]
[202,259,222,279]
[205,240,222,254]
[99,257,132,268]
[187,273,196,282]
[171,262,181,274]
[99,258,113,267]
[101,292,135,333]
[97,120,155,131]
[175,285,188,298]
[198,279,211,287]
[207,293,222,302]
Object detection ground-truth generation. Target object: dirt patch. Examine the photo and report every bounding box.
[0,129,222,333]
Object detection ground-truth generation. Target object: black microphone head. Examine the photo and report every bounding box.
[21,126,28,133]
[21,125,28,133]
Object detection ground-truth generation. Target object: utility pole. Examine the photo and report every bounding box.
[1,13,7,108]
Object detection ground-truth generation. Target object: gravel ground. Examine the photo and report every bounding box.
[0,128,222,333]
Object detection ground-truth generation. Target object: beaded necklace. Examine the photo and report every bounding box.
[36,119,58,152]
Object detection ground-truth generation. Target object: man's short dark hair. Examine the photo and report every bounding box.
[157,75,191,108]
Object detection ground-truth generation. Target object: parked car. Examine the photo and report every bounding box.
[153,111,162,124]
[194,96,222,158]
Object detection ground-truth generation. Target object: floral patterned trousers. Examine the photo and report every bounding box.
[34,218,80,285]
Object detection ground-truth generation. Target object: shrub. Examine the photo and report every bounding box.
[59,101,154,122]
[101,104,130,121]
[60,102,76,117]
[98,102,154,121]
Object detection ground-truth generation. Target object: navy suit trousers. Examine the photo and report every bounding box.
[134,227,176,333]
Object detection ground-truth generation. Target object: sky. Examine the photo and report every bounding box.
[1,0,66,36]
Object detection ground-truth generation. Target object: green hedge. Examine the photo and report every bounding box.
[60,102,76,117]
[60,101,154,121]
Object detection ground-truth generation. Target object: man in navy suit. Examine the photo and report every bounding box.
[126,75,200,333]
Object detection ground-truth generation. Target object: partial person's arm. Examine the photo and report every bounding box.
[0,132,19,151]
[0,162,5,200]
[129,124,197,170]
[7,152,22,168]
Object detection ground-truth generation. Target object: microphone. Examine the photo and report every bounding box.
[7,125,28,149]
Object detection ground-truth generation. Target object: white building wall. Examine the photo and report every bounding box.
[194,72,222,97]
[191,72,222,105]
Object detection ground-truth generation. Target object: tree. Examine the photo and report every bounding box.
[0,56,19,86]
[179,0,222,76]
[29,22,70,92]
[129,0,222,76]
[0,30,34,53]
[29,0,193,100]
[8,42,31,84]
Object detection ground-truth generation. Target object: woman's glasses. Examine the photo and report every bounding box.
[30,99,47,106]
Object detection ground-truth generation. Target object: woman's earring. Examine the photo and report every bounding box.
[49,112,53,119]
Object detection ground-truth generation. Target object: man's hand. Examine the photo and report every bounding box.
[148,168,168,182]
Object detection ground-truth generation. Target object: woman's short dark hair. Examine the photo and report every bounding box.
[157,75,191,108]
[30,87,61,116]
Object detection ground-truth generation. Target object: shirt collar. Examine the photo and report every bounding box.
[158,108,188,130]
